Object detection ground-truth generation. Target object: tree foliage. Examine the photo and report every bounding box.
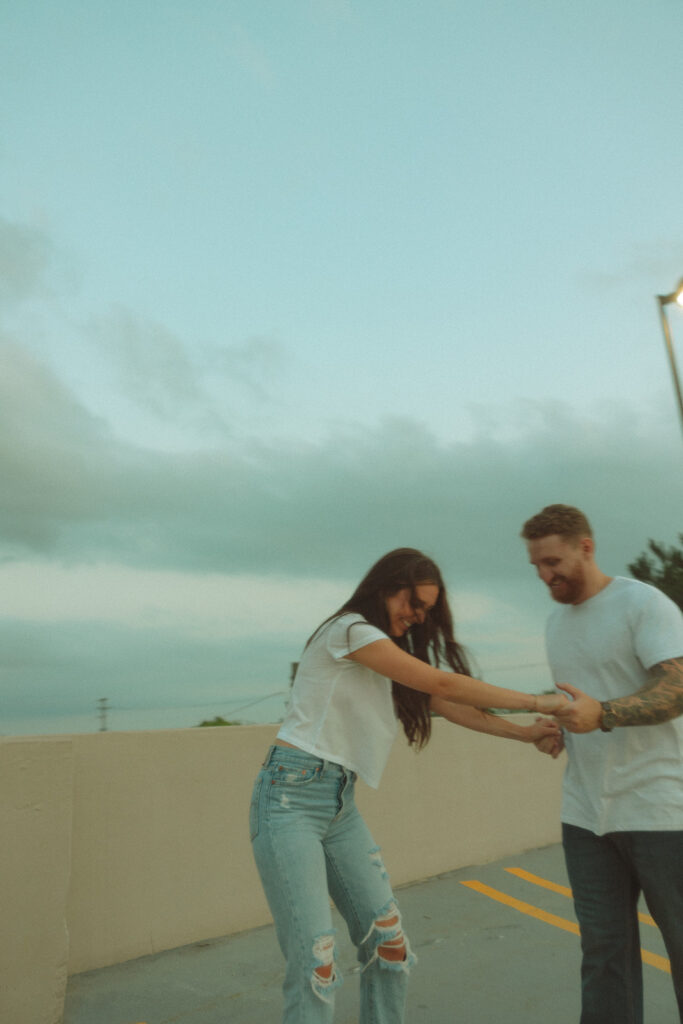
[628,534,683,611]
[196,715,240,727]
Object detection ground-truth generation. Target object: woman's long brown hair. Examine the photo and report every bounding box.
[306,548,471,749]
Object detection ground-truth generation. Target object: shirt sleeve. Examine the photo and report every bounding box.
[325,615,389,660]
[632,585,683,669]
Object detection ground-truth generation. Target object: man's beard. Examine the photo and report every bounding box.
[549,569,585,604]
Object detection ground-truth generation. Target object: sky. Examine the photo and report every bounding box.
[1,0,682,736]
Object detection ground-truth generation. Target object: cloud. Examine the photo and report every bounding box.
[1,333,680,732]
[88,306,207,417]
[1,337,680,589]
[213,334,289,398]
[0,561,347,640]
[0,341,117,551]
[0,217,53,311]
[82,308,292,445]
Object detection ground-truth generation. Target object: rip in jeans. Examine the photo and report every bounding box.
[361,899,417,974]
[369,845,389,879]
[311,932,342,1004]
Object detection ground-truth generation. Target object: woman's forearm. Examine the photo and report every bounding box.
[431,699,528,737]
[432,670,535,710]
[431,697,562,745]
[347,639,564,713]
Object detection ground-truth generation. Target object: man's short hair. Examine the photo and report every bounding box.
[520,504,593,542]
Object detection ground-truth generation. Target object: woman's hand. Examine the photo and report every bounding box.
[524,716,561,745]
[535,692,570,714]
[534,723,565,759]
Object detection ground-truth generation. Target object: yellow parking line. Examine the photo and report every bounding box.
[461,879,580,935]
[460,880,670,974]
[504,867,656,927]
[504,866,572,897]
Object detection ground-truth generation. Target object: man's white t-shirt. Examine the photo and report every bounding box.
[546,577,683,835]
[277,613,399,789]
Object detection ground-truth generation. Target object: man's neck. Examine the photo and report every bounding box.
[574,569,613,605]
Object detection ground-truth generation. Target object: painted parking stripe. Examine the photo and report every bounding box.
[504,866,656,927]
[460,880,670,974]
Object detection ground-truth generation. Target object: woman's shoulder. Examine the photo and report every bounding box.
[307,612,388,655]
[335,611,371,627]
[332,612,389,636]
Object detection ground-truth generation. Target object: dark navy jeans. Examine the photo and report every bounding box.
[563,824,683,1023]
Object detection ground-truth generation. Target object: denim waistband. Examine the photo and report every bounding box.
[262,744,352,778]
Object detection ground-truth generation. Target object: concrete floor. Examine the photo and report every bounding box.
[64,843,678,1024]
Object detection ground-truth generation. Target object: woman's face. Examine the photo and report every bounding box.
[385,582,439,637]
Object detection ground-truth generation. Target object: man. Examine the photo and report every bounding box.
[521,504,683,1024]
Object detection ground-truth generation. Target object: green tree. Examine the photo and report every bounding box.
[196,715,240,727]
[628,534,683,611]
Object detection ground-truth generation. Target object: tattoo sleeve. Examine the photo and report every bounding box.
[610,658,683,727]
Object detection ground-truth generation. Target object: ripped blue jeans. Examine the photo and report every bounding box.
[250,745,416,1024]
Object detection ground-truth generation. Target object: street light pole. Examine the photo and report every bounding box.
[656,279,683,439]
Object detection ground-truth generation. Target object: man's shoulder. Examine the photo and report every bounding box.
[545,576,677,626]
[610,576,680,612]
[609,576,650,600]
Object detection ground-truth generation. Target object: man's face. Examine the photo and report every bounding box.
[526,534,592,605]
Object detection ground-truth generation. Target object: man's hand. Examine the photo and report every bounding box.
[553,682,603,733]
[536,692,570,714]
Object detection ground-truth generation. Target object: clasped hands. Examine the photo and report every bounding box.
[533,683,606,759]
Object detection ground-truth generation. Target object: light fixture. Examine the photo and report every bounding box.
[656,280,683,438]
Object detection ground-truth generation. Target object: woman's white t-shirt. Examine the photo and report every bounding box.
[276,613,399,788]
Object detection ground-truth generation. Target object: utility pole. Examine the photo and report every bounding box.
[97,697,109,732]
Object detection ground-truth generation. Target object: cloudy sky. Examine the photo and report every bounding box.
[1,0,682,736]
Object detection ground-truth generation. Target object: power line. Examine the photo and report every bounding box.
[108,690,288,715]
[483,661,549,672]
[225,690,289,716]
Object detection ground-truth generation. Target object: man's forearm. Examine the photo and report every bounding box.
[602,658,683,728]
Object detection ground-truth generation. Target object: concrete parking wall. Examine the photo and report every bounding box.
[0,719,564,1024]
[0,738,74,1024]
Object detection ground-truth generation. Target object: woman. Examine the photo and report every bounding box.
[250,548,563,1023]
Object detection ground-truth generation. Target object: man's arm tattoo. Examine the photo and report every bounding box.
[610,658,683,727]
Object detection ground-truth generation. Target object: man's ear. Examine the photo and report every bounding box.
[579,536,595,558]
